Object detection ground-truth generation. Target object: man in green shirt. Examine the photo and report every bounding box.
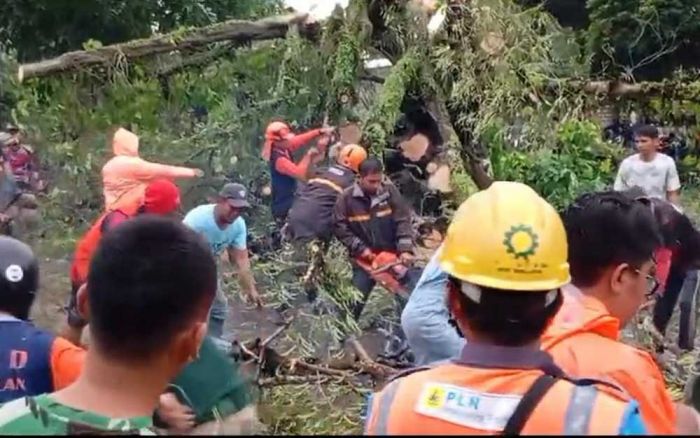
[0,215,218,434]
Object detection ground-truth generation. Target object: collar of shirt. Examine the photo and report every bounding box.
[453,343,565,377]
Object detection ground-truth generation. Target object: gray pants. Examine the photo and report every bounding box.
[208,277,229,340]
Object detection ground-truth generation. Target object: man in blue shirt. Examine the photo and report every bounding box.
[183,183,262,342]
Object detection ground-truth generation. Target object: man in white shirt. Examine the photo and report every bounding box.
[614,124,681,206]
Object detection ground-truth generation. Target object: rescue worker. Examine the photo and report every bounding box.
[285,144,367,304]
[0,236,85,403]
[183,183,262,344]
[333,157,420,321]
[102,127,203,212]
[401,190,700,433]
[544,191,699,434]
[60,178,182,346]
[288,144,367,244]
[263,120,335,225]
[365,182,647,435]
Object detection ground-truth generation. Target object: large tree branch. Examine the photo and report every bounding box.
[18,14,314,82]
[574,79,700,100]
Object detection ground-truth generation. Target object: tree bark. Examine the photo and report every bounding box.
[18,14,312,82]
[577,80,700,100]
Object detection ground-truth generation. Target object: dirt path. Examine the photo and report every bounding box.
[31,256,72,333]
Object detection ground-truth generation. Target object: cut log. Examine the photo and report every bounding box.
[399,133,431,162]
[338,122,363,145]
[427,162,452,193]
[18,14,312,82]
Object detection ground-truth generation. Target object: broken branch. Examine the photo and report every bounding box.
[18,14,313,82]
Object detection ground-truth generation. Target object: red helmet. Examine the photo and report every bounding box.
[143,179,181,215]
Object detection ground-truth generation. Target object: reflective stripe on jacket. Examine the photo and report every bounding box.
[333,181,414,257]
[288,164,355,241]
[364,344,642,435]
[542,286,676,434]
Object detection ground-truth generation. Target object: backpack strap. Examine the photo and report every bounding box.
[501,374,559,436]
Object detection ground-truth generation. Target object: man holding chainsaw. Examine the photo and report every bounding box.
[333,157,421,324]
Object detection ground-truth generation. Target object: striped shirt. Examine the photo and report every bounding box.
[0,395,155,435]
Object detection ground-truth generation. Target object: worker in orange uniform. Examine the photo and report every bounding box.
[542,190,700,434]
[365,182,648,435]
[102,127,202,212]
[60,179,182,346]
[263,120,335,225]
[0,236,84,402]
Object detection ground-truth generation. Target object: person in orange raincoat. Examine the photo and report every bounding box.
[102,127,203,212]
[542,190,700,434]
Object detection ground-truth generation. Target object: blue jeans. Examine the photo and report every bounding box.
[208,276,229,340]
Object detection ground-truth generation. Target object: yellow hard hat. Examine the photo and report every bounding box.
[439,181,570,291]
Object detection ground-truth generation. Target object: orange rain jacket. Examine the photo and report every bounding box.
[541,285,677,434]
[102,128,197,211]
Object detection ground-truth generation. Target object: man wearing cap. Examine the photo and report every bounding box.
[0,124,43,193]
[183,183,262,343]
[60,178,183,346]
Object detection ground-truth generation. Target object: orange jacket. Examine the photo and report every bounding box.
[50,337,85,390]
[102,128,197,211]
[365,352,630,435]
[70,208,135,285]
[541,285,676,434]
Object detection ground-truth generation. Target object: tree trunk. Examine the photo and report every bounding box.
[18,14,312,82]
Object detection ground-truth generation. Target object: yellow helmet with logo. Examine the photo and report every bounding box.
[439,181,570,291]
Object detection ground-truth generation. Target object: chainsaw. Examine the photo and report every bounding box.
[354,251,410,300]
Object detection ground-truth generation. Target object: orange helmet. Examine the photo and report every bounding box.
[262,121,293,161]
[265,121,292,141]
[337,144,368,172]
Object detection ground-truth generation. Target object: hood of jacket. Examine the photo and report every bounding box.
[112,128,139,157]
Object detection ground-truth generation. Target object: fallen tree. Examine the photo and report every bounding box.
[17,13,315,82]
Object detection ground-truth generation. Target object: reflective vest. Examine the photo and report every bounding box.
[365,344,630,435]
[0,317,54,403]
[70,207,135,285]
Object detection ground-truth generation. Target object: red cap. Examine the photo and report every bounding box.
[144,179,181,214]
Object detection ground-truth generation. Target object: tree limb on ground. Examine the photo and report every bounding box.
[18,14,314,82]
[234,326,405,389]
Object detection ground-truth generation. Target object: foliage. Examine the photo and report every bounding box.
[259,384,364,435]
[0,0,282,62]
[432,0,591,161]
[586,0,700,80]
[362,49,423,152]
[489,119,621,209]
